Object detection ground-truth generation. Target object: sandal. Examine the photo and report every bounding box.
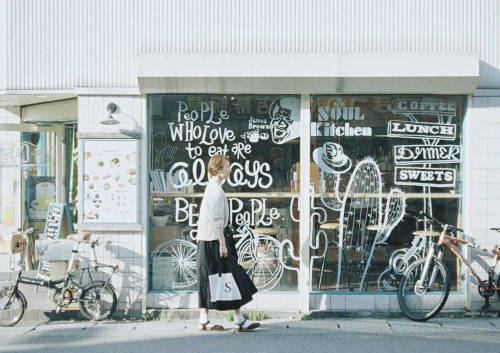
[234,319,260,332]
[198,321,224,331]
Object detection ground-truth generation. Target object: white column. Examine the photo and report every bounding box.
[463,94,473,311]
[140,95,149,313]
[299,94,311,313]
[54,125,65,203]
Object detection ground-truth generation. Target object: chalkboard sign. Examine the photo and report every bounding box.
[43,203,73,239]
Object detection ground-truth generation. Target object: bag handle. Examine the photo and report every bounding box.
[217,257,227,277]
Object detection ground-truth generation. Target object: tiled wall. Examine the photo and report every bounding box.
[309,293,465,311]
[467,94,500,310]
[147,292,301,311]
[78,95,147,312]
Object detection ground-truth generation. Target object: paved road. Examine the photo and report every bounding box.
[1,317,500,353]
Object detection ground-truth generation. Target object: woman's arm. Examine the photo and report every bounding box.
[217,227,228,257]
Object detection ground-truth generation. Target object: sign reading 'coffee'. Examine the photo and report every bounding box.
[388,99,457,115]
[394,167,456,188]
[387,121,456,140]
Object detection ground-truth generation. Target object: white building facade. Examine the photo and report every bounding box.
[1,0,499,314]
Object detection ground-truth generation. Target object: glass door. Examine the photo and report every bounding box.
[0,124,65,240]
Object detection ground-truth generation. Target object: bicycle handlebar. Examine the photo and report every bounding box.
[410,211,464,233]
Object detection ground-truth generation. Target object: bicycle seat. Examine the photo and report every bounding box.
[67,232,91,243]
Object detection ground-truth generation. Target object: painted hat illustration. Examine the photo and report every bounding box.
[312,142,352,174]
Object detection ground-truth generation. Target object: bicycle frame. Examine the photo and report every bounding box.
[12,238,117,304]
[437,228,500,292]
[416,218,500,295]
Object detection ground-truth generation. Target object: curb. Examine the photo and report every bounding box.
[14,307,499,325]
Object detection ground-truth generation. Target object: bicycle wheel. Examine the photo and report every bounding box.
[79,281,117,321]
[398,258,449,321]
[0,287,26,327]
[238,236,283,291]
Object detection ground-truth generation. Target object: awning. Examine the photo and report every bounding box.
[137,52,479,94]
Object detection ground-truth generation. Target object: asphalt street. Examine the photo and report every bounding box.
[1,317,500,353]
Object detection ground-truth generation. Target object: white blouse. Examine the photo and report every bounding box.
[196,177,229,241]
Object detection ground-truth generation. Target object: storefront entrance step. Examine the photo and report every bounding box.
[13,309,145,324]
[308,310,498,319]
[143,309,300,321]
[12,309,298,324]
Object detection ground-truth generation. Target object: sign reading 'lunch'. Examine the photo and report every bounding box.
[393,145,461,165]
[394,167,456,188]
[387,121,456,140]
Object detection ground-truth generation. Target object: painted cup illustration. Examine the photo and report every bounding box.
[248,130,260,143]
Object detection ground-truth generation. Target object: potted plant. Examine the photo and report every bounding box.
[151,208,169,227]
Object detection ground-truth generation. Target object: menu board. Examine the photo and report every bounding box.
[80,139,139,225]
[43,203,73,239]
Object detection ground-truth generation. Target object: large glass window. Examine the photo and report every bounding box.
[149,95,301,292]
[309,95,464,292]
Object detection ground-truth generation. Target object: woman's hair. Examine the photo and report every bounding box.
[208,155,230,176]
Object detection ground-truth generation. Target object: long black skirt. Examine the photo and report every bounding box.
[197,240,258,310]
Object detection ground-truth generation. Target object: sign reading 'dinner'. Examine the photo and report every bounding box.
[394,167,456,188]
[393,145,462,165]
[388,120,456,140]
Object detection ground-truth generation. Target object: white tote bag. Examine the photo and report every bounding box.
[209,272,242,302]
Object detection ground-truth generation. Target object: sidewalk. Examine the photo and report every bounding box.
[1,317,499,353]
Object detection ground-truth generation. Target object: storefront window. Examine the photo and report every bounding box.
[310,95,464,292]
[149,95,301,291]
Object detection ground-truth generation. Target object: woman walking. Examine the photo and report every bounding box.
[196,155,260,331]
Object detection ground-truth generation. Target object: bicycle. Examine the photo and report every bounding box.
[0,232,119,327]
[397,211,500,321]
[150,223,283,291]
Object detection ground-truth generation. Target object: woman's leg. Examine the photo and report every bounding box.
[233,308,244,324]
[233,307,260,331]
[199,308,209,324]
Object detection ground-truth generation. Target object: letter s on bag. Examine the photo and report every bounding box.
[225,282,232,293]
